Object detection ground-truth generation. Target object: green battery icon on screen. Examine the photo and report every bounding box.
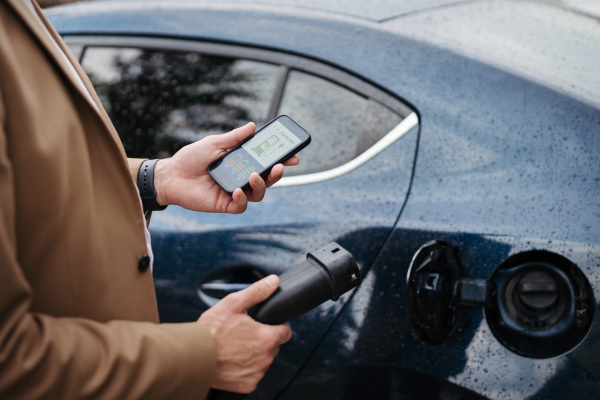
[237,166,256,181]
[252,135,279,157]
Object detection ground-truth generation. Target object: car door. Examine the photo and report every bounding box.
[67,36,419,398]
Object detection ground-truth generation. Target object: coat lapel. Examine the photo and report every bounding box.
[5,0,129,160]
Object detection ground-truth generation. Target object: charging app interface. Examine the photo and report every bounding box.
[212,120,302,191]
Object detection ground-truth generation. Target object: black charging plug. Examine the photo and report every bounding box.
[206,242,361,400]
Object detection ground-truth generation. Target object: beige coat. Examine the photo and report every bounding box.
[0,0,216,398]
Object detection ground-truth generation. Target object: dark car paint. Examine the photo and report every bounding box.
[48,1,600,399]
[150,125,418,398]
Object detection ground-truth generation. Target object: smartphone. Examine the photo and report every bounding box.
[208,115,311,195]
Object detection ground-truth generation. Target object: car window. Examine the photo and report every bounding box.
[81,47,280,158]
[278,71,403,174]
[79,43,410,178]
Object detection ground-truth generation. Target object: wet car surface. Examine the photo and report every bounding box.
[48,1,600,398]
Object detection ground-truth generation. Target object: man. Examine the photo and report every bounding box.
[0,0,294,398]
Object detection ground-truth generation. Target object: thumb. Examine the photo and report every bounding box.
[225,275,279,314]
[217,122,256,150]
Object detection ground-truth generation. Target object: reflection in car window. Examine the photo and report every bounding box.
[278,71,403,175]
[81,47,279,158]
[80,46,405,177]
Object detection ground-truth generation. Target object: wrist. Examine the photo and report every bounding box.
[153,159,169,207]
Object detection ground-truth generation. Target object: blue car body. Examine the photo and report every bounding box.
[48,1,600,398]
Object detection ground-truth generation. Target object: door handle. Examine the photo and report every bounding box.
[199,282,251,301]
[197,266,267,306]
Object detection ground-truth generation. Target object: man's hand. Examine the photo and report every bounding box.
[197,275,293,394]
[153,122,299,214]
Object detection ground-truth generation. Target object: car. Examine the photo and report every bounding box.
[47,0,600,399]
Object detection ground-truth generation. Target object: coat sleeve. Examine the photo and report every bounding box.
[0,84,216,400]
[128,158,147,184]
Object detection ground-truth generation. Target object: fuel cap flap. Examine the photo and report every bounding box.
[406,241,594,358]
[406,240,465,345]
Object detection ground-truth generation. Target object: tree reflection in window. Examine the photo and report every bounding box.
[82,48,279,158]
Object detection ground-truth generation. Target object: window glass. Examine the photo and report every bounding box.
[81,47,405,176]
[81,47,280,158]
[278,71,403,175]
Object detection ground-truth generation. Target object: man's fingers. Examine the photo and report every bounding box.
[272,323,293,345]
[283,155,300,166]
[246,172,266,201]
[199,274,292,393]
[228,188,248,214]
[224,275,280,313]
[216,122,256,150]
[265,164,284,188]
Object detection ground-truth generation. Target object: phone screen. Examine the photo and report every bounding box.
[208,116,310,194]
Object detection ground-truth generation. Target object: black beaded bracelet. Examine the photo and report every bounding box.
[137,159,167,212]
